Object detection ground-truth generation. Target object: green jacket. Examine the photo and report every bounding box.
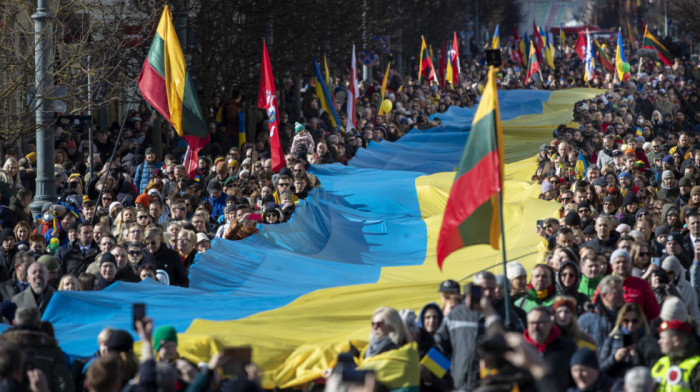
[578,275,603,300]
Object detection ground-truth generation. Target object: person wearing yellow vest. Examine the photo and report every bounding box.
[651,319,700,391]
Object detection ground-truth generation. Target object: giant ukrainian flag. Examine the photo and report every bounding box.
[38,84,604,389]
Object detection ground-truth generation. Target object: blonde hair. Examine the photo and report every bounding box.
[610,303,650,336]
[58,274,80,291]
[371,306,413,346]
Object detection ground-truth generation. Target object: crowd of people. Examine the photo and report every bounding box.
[0,28,700,392]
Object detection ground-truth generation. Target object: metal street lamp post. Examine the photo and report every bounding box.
[29,0,57,218]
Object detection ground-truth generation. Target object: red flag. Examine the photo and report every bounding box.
[450,32,460,86]
[513,25,519,42]
[439,41,446,89]
[347,45,358,131]
[573,33,586,60]
[257,40,285,172]
[532,21,543,61]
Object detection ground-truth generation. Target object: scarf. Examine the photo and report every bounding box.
[364,335,396,359]
[523,325,561,353]
[526,283,554,300]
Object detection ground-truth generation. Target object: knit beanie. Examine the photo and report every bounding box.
[294,122,305,134]
[564,211,581,226]
[660,296,689,322]
[662,170,674,180]
[662,155,674,165]
[654,225,670,237]
[609,249,630,265]
[661,256,683,279]
[692,186,700,197]
[37,255,59,273]
[506,261,527,280]
[153,325,178,352]
[99,253,117,268]
[106,330,134,353]
[570,348,599,369]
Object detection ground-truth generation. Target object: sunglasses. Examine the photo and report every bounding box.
[147,241,157,246]
[278,183,291,187]
[371,320,385,328]
[561,197,571,202]
[128,251,141,256]
[638,252,650,256]
[138,215,149,219]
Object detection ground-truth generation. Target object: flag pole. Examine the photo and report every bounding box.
[490,66,511,327]
[497,165,511,327]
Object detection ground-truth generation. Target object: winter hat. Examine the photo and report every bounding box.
[655,225,670,237]
[680,176,693,188]
[662,155,674,165]
[609,249,631,265]
[616,223,631,233]
[660,296,689,322]
[564,211,581,226]
[106,330,134,353]
[666,232,682,244]
[37,255,59,273]
[109,201,123,214]
[603,196,617,205]
[153,326,178,352]
[622,192,638,206]
[692,186,700,196]
[0,301,17,324]
[661,256,683,278]
[618,171,632,181]
[540,180,554,193]
[152,168,163,178]
[628,230,644,241]
[135,194,150,208]
[634,208,647,221]
[662,170,674,180]
[0,228,15,244]
[593,177,608,187]
[570,348,599,369]
[99,253,117,268]
[506,261,527,280]
[294,122,306,134]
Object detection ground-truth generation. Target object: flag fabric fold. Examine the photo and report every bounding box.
[643,27,673,65]
[257,41,285,172]
[138,5,209,178]
[436,67,504,268]
[312,56,342,132]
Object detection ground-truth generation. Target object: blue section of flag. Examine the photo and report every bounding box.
[426,348,450,370]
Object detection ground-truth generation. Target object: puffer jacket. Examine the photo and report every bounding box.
[598,330,645,378]
[578,302,620,347]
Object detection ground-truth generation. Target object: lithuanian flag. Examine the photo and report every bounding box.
[594,39,615,73]
[418,36,437,85]
[525,41,540,83]
[138,5,209,174]
[643,27,673,65]
[436,67,504,268]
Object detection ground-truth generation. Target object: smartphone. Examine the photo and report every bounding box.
[652,257,660,267]
[469,285,482,310]
[132,303,146,331]
[622,332,639,347]
[536,220,544,229]
[23,352,35,371]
